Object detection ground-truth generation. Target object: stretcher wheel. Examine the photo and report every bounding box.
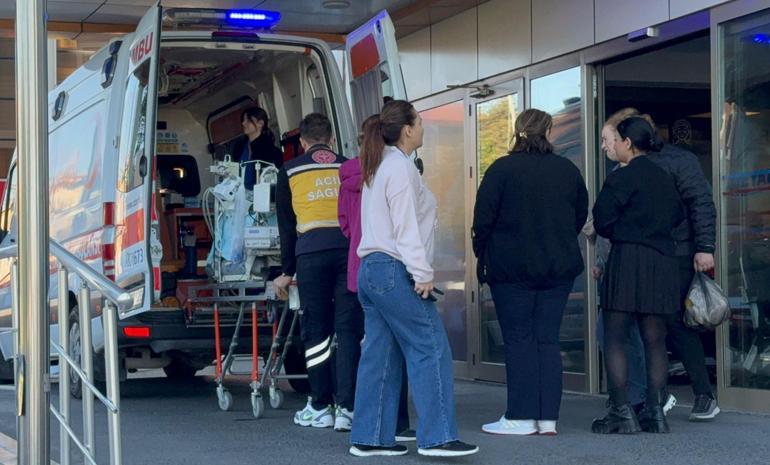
[217,388,233,411]
[252,393,265,418]
[269,389,284,409]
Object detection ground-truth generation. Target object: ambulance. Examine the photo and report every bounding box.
[0,2,406,393]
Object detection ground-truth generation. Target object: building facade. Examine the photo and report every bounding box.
[398,0,770,413]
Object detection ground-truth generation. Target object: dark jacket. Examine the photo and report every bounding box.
[593,155,684,256]
[243,132,283,190]
[472,151,588,287]
[275,144,348,276]
[647,144,716,256]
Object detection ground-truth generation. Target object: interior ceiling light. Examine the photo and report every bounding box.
[323,0,351,9]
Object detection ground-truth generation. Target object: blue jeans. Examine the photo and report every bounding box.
[490,281,573,420]
[350,253,458,448]
[597,308,647,405]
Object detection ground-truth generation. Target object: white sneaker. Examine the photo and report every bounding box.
[482,417,537,435]
[334,406,353,432]
[663,392,677,415]
[537,420,557,435]
[294,401,334,428]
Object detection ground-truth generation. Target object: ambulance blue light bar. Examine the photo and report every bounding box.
[163,8,281,29]
[226,10,281,28]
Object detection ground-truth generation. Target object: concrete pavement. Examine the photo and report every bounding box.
[0,372,768,465]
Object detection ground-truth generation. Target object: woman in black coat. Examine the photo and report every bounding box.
[591,117,684,435]
[472,108,588,436]
[241,107,283,190]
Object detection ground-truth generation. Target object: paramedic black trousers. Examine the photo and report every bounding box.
[296,248,364,411]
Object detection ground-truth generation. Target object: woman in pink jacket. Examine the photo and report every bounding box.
[338,115,415,442]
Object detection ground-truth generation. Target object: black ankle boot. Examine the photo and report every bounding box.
[638,390,671,433]
[592,389,641,434]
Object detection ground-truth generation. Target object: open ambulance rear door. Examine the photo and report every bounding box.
[113,1,162,318]
[345,10,407,129]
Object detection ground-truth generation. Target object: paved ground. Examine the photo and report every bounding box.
[0,368,769,465]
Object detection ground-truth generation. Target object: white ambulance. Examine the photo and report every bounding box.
[0,2,405,393]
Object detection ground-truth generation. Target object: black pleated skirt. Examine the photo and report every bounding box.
[600,242,680,315]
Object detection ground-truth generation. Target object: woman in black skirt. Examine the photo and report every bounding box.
[591,116,684,434]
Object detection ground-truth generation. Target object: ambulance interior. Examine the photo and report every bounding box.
[150,43,334,306]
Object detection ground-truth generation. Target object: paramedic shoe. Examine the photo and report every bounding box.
[482,417,537,435]
[536,420,558,436]
[418,440,479,457]
[395,429,417,442]
[349,444,408,457]
[334,406,353,432]
[689,394,720,421]
[294,401,334,428]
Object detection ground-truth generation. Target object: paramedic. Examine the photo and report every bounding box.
[273,113,364,431]
[241,107,283,190]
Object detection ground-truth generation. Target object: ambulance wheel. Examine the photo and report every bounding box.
[163,358,198,380]
[69,308,83,399]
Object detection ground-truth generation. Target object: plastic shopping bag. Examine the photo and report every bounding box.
[684,272,731,330]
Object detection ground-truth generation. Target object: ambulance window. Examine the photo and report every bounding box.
[349,67,382,129]
[117,61,150,193]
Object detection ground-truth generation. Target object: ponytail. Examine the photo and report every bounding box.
[360,100,418,186]
[360,115,385,187]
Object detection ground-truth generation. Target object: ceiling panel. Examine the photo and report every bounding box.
[86,4,158,24]
[47,2,101,22]
[4,0,489,47]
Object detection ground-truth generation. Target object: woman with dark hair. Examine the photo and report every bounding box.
[591,116,684,434]
[473,108,588,436]
[241,107,283,189]
[338,114,415,442]
[348,100,478,458]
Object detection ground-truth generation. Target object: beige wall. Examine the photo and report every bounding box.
[398,0,734,101]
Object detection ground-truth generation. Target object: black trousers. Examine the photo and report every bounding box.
[490,280,573,420]
[665,255,713,396]
[296,249,364,410]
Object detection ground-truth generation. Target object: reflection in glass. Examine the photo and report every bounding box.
[419,101,467,361]
[719,12,770,390]
[477,94,518,183]
[475,93,519,364]
[532,67,587,374]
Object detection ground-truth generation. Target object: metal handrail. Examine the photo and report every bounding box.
[49,340,119,413]
[2,237,126,465]
[1,241,132,312]
[49,241,133,312]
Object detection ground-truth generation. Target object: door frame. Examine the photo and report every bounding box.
[464,77,525,383]
[412,87,472,378]
[710,0,770,414]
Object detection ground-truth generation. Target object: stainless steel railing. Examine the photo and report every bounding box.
[0,241,131,465]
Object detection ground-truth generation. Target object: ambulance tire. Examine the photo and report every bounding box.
[163,358,199,380]
[69,308,84,399]
[283,345,310,394]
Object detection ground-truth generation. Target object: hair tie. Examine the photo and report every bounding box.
[518,131,528,139]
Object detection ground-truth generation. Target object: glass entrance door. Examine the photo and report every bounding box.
[468,79,524,381]
[713,2,770,413]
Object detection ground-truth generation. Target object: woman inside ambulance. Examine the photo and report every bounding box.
[240,107,284,190]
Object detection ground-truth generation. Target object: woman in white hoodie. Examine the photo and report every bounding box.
[348,100,478,458]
